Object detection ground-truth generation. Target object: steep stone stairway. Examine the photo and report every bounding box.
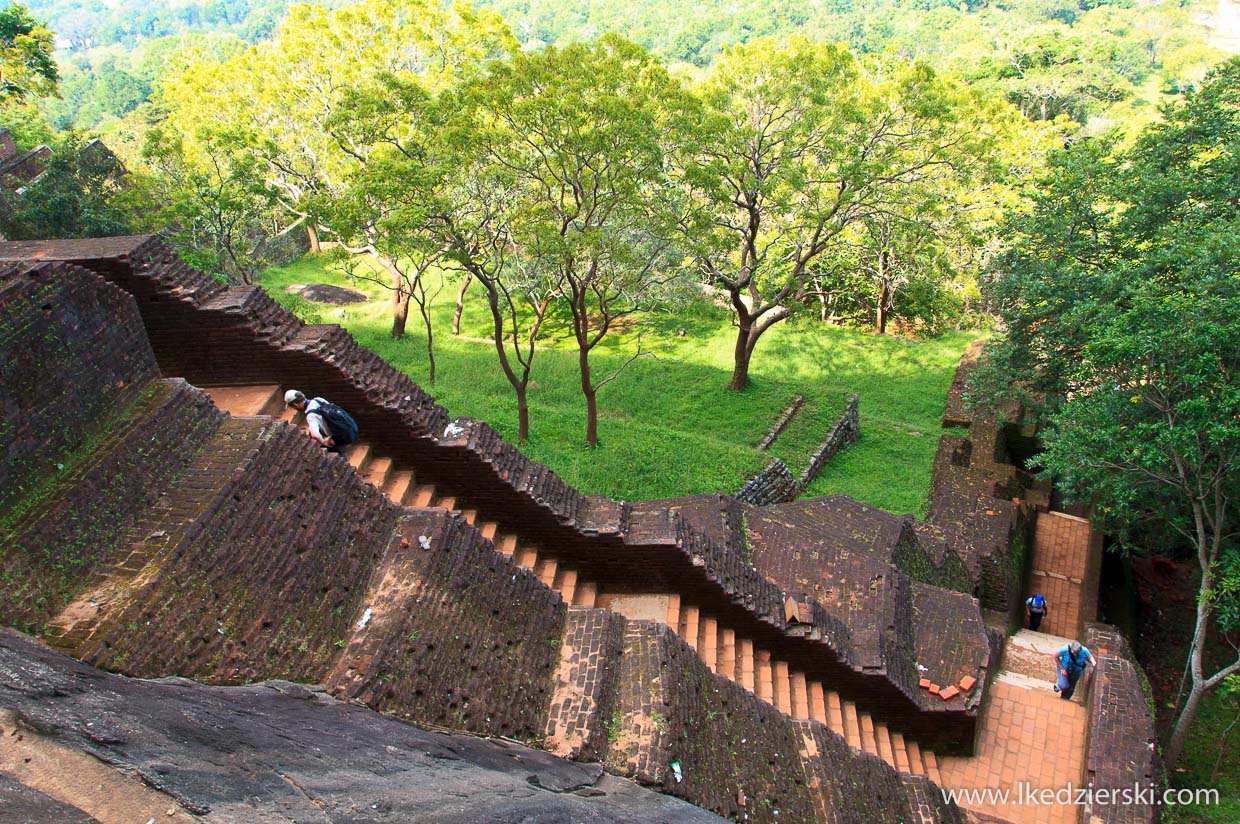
[200,382,945,785]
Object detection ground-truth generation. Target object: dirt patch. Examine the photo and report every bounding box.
[1002,644,1056,683]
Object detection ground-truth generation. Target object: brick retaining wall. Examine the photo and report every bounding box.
[1083,623,1161,824]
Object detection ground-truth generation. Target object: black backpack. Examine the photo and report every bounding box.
[309,398,359,442]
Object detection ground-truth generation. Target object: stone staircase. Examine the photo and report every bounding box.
[201,382,945,784]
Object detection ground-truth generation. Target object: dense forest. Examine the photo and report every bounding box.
[12,0,1233,131]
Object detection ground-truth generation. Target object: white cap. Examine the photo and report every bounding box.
[284,389,305,406]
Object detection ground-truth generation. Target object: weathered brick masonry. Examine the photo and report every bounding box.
[0,236,980,752]
[1083,623,1162,824]
[0,261,563,742]
[0,240,993,821]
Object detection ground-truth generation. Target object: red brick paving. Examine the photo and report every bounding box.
[938,678,1087,824]
[1027,512,1103,639]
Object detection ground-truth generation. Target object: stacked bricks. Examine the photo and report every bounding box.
[1082,623,1161,824]
[325,510,565,740]
[5,380,224,631]
[740,495,990,724]
[64,418,402,684]
[0,261,160,516]
[796,393,860,488]
[796,721,964,824]
[737,394,861,503]
[924,340,1037,618]
[606,620,951,823]
[735,456,800,505]
[608,620,817,822]
[544,606,627,760]
[0,237,980,753]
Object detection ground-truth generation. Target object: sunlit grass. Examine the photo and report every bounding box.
[262,254,978,515]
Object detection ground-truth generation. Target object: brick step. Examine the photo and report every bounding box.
[923,750,942,786]
[773,660,792,714]
[905,740,926,776]
[346,442,372,472]
[362,456,393,488]
[860,711,878,756]
[891,731,911,774]
[495,532,518,556]
[875,721,895,767]
[533,555,558,588]
[551,568,578,604]
[200,384,284,417]
[809,682,828,725]
[843,700,862,749]
[791,672,810,720]
[381,470,415,506]
[513,542,539,570]
[478,521,499,542]
[827,689,845,736]
[572,580,597,608]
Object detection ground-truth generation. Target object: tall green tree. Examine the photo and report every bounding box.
[979,57,1240,773]
[460,36,691,445]
[155,0,514,335]
[0,2,57,101]
[680,39,1022,390]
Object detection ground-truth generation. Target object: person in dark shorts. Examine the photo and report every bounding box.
[284,389,358,455]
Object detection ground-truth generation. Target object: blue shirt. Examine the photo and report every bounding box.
[1057,645,1093,674]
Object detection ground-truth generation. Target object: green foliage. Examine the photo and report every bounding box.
[0,2,56,101]
[261,253,973,514]
[0,131,132,239]
[678,38,1045,388]
[980,56,1240,772]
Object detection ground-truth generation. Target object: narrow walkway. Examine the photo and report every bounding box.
[937,631,1089,824]
[1027,511,1102,639]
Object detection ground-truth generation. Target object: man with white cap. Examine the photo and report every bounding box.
[284,389,359,456]
[1051,640,1095,700]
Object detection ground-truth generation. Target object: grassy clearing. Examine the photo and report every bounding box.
[262,254,977,515]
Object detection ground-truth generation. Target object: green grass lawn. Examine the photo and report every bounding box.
[263,254,978,516]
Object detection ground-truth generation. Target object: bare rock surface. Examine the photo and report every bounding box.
[288,283,368,304]
[0,629,722,823]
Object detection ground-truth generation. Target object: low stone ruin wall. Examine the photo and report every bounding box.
[737,394,860,505]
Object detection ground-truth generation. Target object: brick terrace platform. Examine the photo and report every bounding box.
[1026,511,1103,639]
[937,631,1089,824]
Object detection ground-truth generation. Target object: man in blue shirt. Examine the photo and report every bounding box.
[1051,640,1095,700]
[1025,593,1048,631]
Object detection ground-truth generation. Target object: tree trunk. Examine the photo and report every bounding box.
[306,223,321,253]
[418,294,435,386]
[391,289,410,338]
[580,345,598,446]
[730,318,754,391]
[1167,682,1206,771]
[453,274,472,336]
[516,385,529,443]
[877,282,889,335]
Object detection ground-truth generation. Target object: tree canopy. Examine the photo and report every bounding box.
[0,2,57,101]
[978,56,1240,773]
